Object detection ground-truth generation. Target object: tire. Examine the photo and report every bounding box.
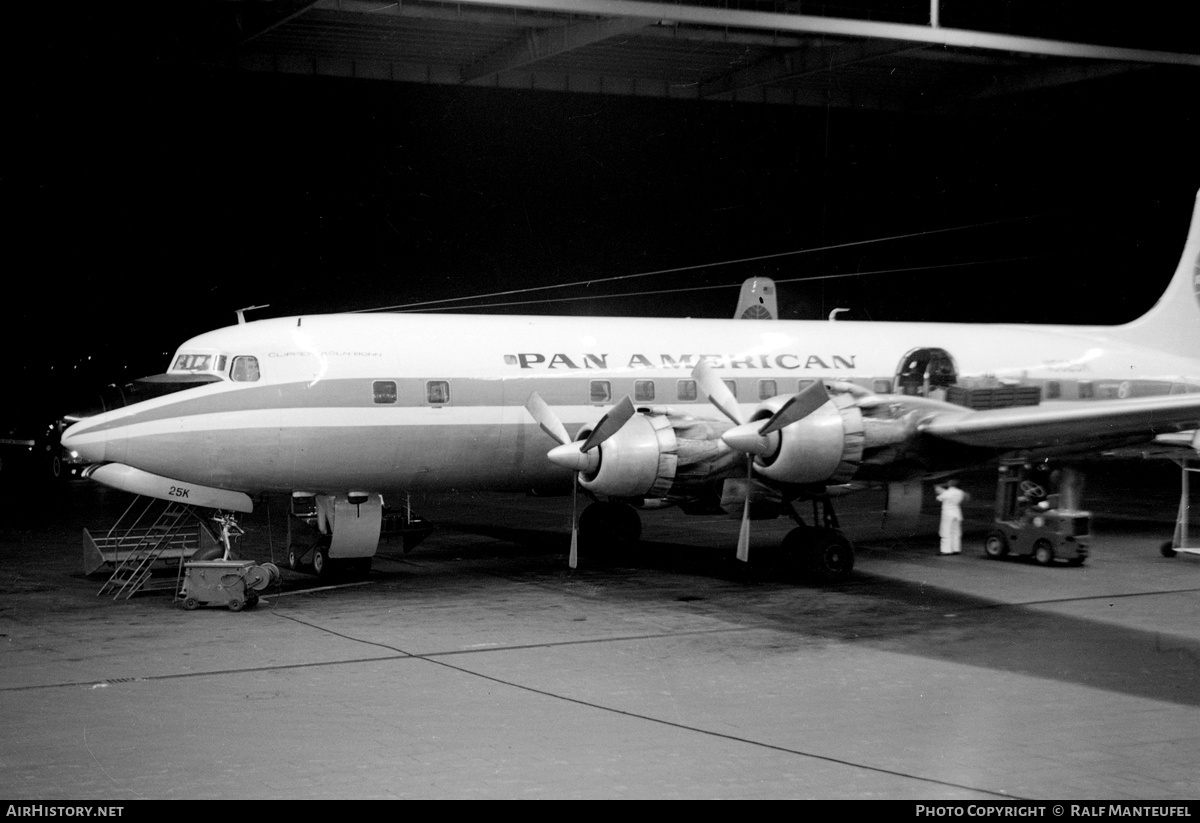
[1161,540,1178,558]
[613,504,642,545]
[312,546,330,579]
[228,596,245,612]
[984,530,1009,559]
[578,502,642,557]
[806,528,855,583]
[1033,539,1055,566]
[182,597,200,611]
[287,546,302,571]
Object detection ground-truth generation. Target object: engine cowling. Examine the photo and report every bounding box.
[576,412,679,498]
[747,393,865,484]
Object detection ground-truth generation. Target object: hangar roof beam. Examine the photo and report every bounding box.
[407,0,1200,68]
[461,15,650,84]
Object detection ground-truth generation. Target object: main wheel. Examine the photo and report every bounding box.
[782,527,854,582]
[984,530,1010,559]
[809,528,855,582]
[312,542,334,579]
[1033,539,1055,566]
[578,502,642,556]
[1161,540,1179,558]
[287,545,303,571]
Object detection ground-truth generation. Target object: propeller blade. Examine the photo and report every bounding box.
[692,361,744,425]
[736,457,752,562]
[758,380,830,436]
[525,392,572,446]
[581,395,635,452]
[569,477,579,569]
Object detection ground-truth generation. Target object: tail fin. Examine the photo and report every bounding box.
[1112,189,1200,355]
[734,277,778,320]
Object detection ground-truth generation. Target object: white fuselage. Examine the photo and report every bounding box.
[61,311,1200,498]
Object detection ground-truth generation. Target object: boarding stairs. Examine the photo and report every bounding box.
[86,496,221,599]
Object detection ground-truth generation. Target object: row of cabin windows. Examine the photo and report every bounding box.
[374,380,450,405]
[596,378,818,404]
[370,378,826,406]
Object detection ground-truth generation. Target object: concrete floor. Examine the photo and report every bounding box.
[2,465,1199,799]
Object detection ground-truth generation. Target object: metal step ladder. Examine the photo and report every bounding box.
[1164,455,1200,559]
[88,496,219,599]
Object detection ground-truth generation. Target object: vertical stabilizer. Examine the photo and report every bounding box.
[1113,189,1200,355]
[734,277,778,320]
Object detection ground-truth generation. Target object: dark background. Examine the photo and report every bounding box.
[5,7,1200,417]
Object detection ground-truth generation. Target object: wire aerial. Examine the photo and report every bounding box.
[355,212,1051,314]
[396,253,1052,313]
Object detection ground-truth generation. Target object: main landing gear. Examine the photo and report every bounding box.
[776,497,855,583]
[577,500,642,556]
[573,496,855,583]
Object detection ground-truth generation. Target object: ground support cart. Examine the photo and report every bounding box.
[178,559,280,611]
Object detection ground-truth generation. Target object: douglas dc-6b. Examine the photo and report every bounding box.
[62,190,1200,581]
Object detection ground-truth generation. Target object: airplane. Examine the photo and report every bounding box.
[62,189,1200,582]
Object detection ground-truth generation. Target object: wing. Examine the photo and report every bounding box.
[919,393,1200,453]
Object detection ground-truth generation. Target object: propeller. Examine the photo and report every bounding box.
[691,362,833,563]
[691,362,755,561]
[525,393,636,568]
[723,379,830,452]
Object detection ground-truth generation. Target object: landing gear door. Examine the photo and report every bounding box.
[317,494,384,559]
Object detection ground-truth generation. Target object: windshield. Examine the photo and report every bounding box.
[171,352,227,374]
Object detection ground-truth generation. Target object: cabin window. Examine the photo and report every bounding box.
[758,379,777,400]
[230,356,260,382]
[873,379,892,393]
[1078,381,1094,399]
[427,380,450,405]
[1045,381,1061,400]
[590,380,612,404]
[634,380,655,402]
[373,380,397,404]
[723,379,737,398]
[677,379,697,401]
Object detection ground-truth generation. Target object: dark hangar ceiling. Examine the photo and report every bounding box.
[183,0,1200,114]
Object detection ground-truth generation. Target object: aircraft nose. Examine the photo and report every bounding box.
[61,419,106,464]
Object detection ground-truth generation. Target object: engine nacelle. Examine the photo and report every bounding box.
[577,413,679,498]
[750,393,865,485]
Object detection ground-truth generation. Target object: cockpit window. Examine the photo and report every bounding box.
[171,352,227,375]
[230,356,261,382]
[174,353,213,372]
